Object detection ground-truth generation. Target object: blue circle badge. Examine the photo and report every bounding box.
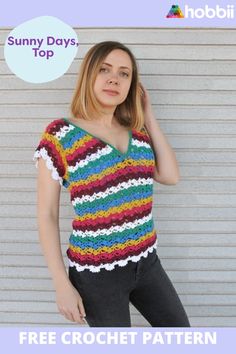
[4,16,79,83]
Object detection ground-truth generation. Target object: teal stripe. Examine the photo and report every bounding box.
[74,183,152,215]
[69,219,154,248]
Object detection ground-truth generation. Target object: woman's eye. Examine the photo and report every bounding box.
[120,72,129,77]
[100,67,108,72]
[99,67,129,77]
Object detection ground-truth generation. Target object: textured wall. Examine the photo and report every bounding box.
[0,28,236,326]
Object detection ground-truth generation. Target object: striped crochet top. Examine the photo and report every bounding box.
[33,118,158,273]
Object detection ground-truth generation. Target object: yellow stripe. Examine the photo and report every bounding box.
[66,135,95,154]
[43,132,69,181]
[74,196,153,221]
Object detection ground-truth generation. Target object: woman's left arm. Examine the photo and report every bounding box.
[140,83,180,185]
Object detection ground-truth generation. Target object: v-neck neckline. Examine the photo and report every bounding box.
[63,117,133,158]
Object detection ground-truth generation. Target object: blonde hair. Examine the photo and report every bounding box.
[70,41,145,130]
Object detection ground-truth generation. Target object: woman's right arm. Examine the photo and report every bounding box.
[36,158,87,324]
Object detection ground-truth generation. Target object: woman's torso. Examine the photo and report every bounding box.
[34,117,158,273]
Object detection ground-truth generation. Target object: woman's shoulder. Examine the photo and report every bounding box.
[43,118,67,134]
[134,125,152,143]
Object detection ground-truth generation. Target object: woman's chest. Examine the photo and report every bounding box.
[71,119,131,155]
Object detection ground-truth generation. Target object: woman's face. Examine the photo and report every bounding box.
[93,49,133,110]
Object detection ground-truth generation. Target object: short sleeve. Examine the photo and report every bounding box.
[32,119,69,188]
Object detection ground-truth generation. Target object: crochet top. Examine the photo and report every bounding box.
[33,118,158,273]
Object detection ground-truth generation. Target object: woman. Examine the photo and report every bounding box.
[33,41,190,327]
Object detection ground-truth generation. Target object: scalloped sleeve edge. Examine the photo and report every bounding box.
[33,147,64,187]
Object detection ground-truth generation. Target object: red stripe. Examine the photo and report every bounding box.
[71,165,153,199]
[67,138,105,166]
[46,118,66,135]
[72,202,153,231]
[39,138,65,177]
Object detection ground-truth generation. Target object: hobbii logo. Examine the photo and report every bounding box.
[166,4,235,19]
[185,4,234,19]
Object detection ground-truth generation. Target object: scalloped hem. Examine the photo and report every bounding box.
[33,148,63,187]
[67,240,158,273]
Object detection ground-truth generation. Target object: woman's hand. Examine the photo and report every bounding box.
[138,82,155,125]
[55,281,87,324]
[139,82,152,111]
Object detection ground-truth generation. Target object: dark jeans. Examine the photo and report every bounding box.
[68,250,191,327]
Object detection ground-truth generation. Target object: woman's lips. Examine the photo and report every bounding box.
[103,89,119,96]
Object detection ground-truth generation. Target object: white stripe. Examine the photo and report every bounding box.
[55,123,74,140]
[68,239,158,273]
[68,145,113,173]
[71,177,153,206]
[133,138,150,149]
[71,212,154,238]
[33,148,63,186]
